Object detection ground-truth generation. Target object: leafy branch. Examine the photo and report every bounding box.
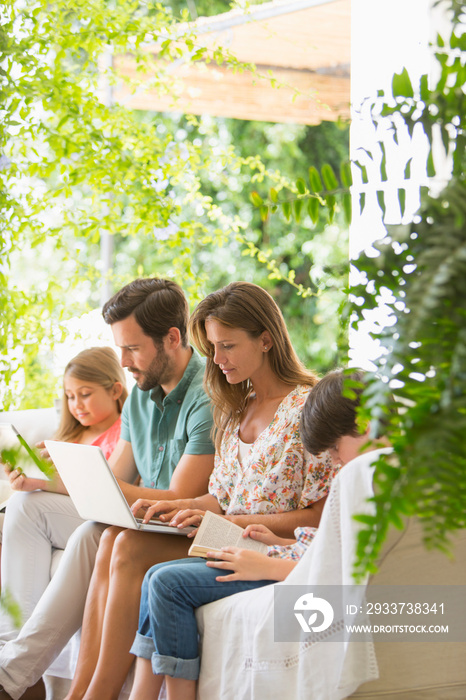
[249,160,352,227]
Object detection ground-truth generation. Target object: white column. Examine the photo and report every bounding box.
[349,0,444,368]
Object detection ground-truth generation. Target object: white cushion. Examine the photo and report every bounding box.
[0,407,58,445]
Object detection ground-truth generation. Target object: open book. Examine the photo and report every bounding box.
[188,510,268,558]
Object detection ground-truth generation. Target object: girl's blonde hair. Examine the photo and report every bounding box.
[189,281,318,449]
[55,347,128,443]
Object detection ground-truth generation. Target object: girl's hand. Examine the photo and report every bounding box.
[205,547,271,581]
[8,468,48,492]
[243,523,296,547]
[35,440,52,462]
[206,546,296,582]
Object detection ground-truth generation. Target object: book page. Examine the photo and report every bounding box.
[189,511,268,555]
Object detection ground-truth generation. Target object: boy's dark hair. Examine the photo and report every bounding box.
[300,369,366,455]
[102,278,189,347]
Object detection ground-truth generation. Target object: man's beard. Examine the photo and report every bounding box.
[134,346,173,391]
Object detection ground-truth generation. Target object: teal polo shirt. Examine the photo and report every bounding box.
[120,351,214,489]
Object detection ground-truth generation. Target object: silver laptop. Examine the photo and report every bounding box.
[44,440,194,535]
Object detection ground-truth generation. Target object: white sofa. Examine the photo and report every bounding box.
[4,410,465,700]
[195,455,466,700]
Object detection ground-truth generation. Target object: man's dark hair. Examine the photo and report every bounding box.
[300,369,366,455]
[102,278,189,346]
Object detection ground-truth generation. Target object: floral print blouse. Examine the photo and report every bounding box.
[208,385,338,516]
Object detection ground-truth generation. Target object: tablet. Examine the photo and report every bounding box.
[0,423,54,478]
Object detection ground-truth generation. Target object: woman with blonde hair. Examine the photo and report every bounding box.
[125,281,339,700]
[0,346,127,634]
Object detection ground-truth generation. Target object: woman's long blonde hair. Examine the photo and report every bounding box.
[189,282,318,449]
[55,347,128,443]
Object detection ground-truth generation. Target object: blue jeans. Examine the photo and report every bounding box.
[130,557,274,680]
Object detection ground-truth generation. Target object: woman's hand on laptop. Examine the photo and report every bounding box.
[131,497,191,524]
[168,508,206,535]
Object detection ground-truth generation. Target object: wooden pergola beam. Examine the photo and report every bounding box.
[113,0,350,125]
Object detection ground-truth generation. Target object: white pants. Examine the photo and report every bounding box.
[0,491,106,699]
[0,491,85,629]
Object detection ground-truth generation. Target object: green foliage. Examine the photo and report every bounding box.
[250,158,353,227]
[166,0,272,19]
[0,0,349,408]
[1,0,207,406]
[0,589,22,628]
[113,113,350,371]
[350,5,466,577]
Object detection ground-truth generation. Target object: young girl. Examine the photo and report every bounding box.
[0,346,127,628]
[126,282,338,700]
[6,346,127,494]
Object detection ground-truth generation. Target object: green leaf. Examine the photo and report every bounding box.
[398,188,406,218]
[307,197,319,224]
[343,192,352,225]
[427,149,436,177]
[389,508,405,530]
[269,187,279,203]
[359,191,366,215]
[296,178,306,195]
[0,590,22,628]
[392,68,414,98]
[321,163,339,191]
[250,191,263,207]
[419,74,429,102]
[354,161,368,184]
[353,514,375,526]
[326,194,336,222]
[293,198,303,222]
[380,142,388,182]
[376,190,386,218]
[392,67,414,98]
[308,166,323,193]
[282,201,292,221]
[404,158,412,180]
[259,205,269,222]
[340,161,353,188]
